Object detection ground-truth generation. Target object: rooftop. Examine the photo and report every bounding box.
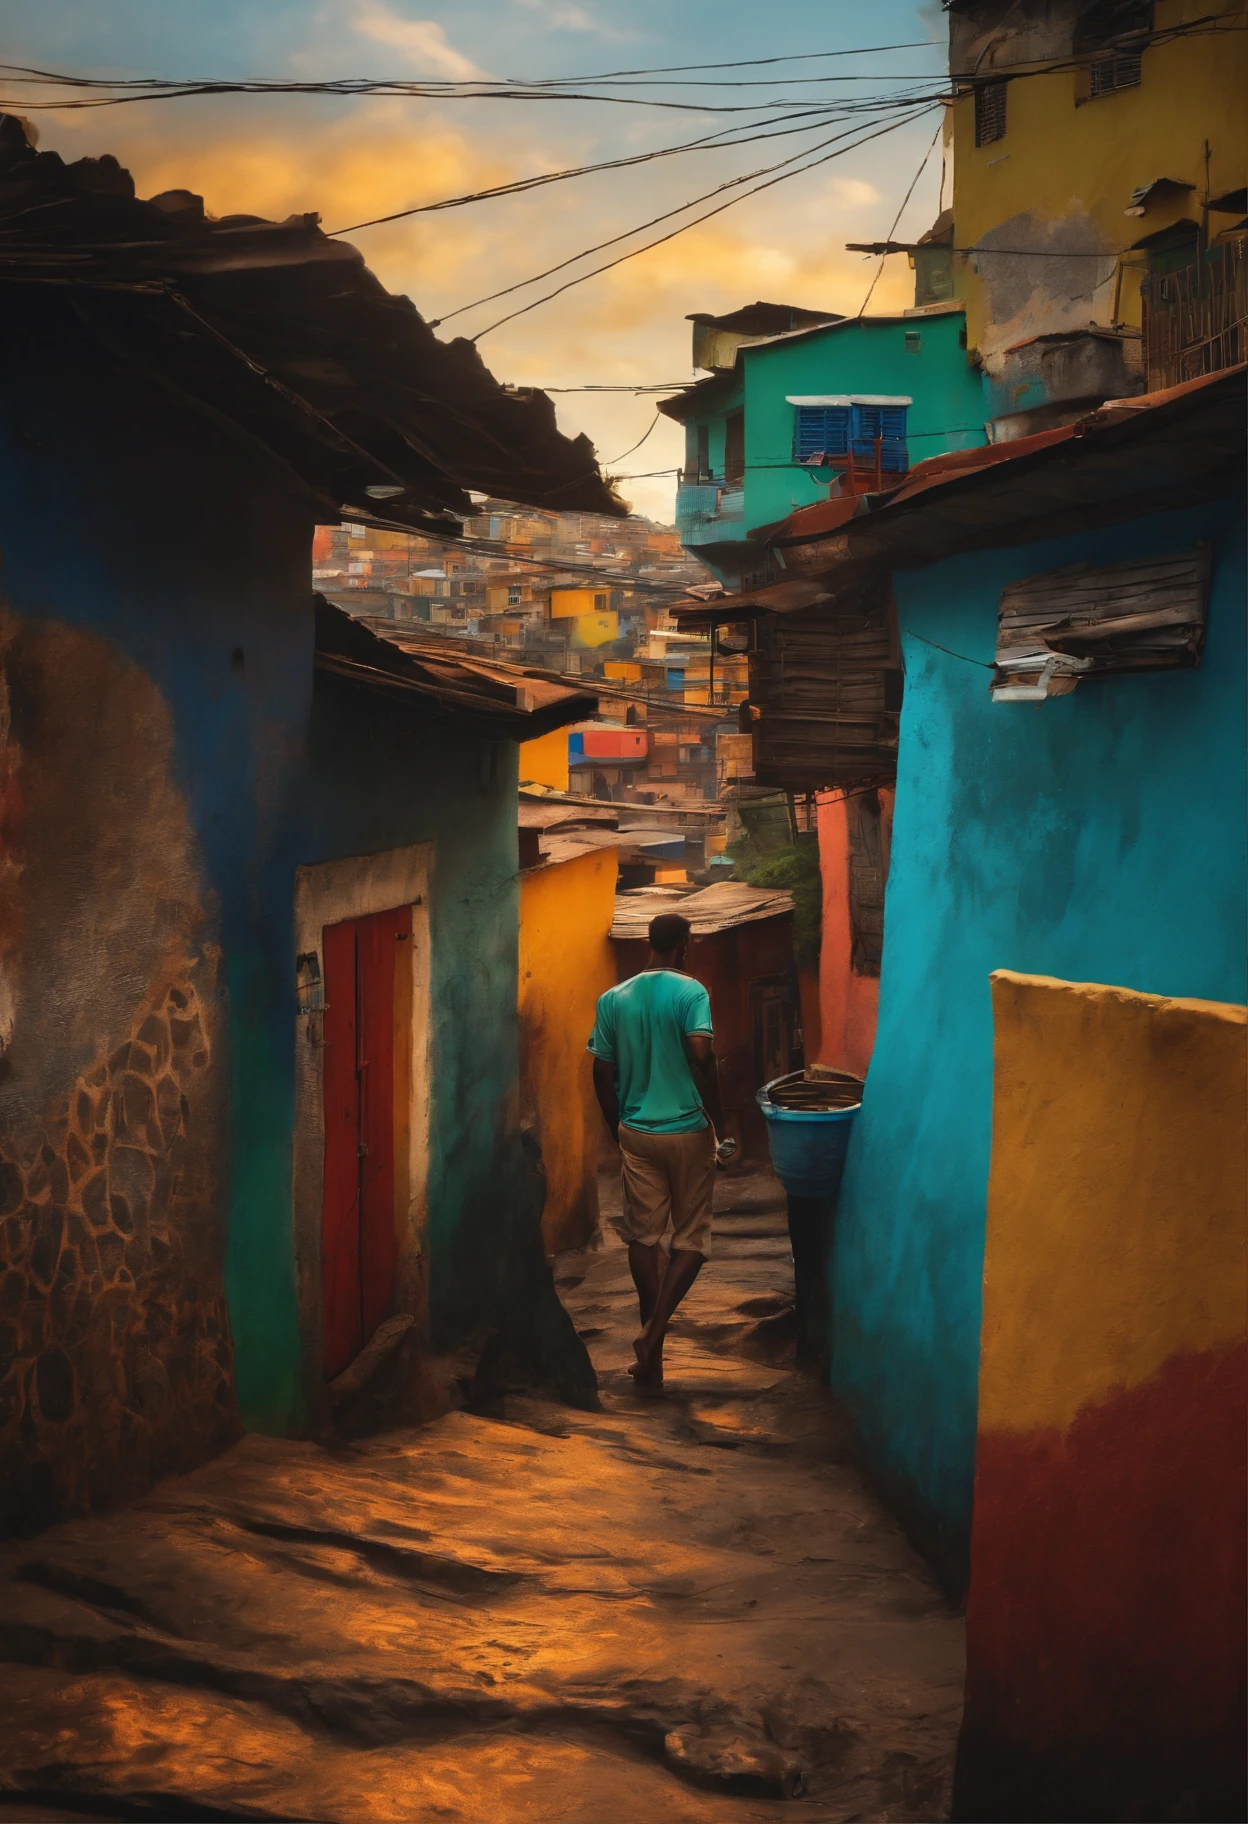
[0,113,621,533]
[610,880,794,939]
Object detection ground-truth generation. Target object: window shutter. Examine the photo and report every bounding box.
[795,406,850,461]
[975,81,1008,146]
[992,545,1210,700]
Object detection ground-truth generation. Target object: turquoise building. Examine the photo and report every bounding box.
[659,300,986,585]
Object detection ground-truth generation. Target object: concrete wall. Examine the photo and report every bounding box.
[829,493,1247,1588]
[949,0,1248,368]
[518,846,618,1254]
[956,972,1246,1823]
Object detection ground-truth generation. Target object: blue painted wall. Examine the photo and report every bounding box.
[0,297,550,1490]
[830,495,1248,1588]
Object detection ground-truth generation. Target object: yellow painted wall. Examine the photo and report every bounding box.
[519,727,569,792]
[603,660,642,682]
[549,586,612,619]
[981,970,1247,1435]
[569,611,619,650]
[519,845,619,1252]
[951,2,1248,363]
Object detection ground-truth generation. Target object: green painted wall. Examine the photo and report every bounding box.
[676,311,987,568]
[739,311,986,532]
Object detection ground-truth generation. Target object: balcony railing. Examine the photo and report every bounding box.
[1143,239,1247,393]
[675,476,746,540]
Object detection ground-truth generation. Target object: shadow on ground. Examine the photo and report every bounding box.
[0,1169,964,1822]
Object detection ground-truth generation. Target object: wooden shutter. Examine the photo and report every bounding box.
[993,545,1210,698]
[975,81,1008,146]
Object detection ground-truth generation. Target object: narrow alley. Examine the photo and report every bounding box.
[0,1172,963,1823]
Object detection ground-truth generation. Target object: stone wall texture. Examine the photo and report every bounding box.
[0,610,240,1536]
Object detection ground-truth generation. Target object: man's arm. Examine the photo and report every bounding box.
[592,1058,620,1137]
[684,1033,726,1140]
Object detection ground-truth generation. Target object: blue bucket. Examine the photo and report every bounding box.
[757,1073,862,1200]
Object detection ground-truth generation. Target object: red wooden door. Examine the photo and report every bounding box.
[321,903,411,1378]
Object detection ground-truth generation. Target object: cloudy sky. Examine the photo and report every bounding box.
[4,0,950,520]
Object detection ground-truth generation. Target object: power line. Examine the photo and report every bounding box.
[467,105,938,342]
[327,103,856,236]
[430,103,901,327]
[602,412,665,466]
[856,117,943,318]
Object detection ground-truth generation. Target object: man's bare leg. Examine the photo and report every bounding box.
[631,1248,704,1387]
[627,1240,662,1327]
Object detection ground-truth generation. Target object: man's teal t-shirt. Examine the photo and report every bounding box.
[588,968,713,1134]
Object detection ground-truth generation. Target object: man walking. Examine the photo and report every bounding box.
[589,912,734,1392]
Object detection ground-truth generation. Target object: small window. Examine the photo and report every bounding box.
[724,409,746,484]
[904,329,922,353]
[795,406,850,462]
[1090,50,1142,95]
[975,81,1008,146]
[666,668,685,690]
[794,404,909,472]
[507,583,523,604]
[594,592,607,612]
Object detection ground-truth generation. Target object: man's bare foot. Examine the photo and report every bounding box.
[629,1332,663,1393]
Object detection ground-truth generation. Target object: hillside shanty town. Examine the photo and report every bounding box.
[0,3,1243,1821]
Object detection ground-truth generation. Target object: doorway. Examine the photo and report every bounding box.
[321,903,412,1379]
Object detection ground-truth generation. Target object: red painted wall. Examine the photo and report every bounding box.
[814,788,893,1079]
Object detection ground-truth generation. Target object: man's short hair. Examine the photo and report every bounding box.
[649,911,692,953]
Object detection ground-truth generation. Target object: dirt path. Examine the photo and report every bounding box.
[0,1172,964,1822]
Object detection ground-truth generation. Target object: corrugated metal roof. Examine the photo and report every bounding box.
[610,881,794,939]
[314,598,598,737]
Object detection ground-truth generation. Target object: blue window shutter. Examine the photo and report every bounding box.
[795,406,849,461]
[850,404,909,471]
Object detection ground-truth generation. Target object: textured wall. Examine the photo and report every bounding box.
[518,846,618,1254]
[948,0,1248,368]
[829,495,1247,1588]
[0,617,239,1534]
[955,972,1246,1823]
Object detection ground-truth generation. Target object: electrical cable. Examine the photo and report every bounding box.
[856,116,943,318]
[428,102,905,325]
[466,105,938,342]
[327,103,857,236]
[602,411,664,466]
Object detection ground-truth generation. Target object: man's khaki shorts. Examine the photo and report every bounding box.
[616,1124,716,1259]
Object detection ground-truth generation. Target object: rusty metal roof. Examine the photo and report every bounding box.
[704,364,1247,600]
[0,113,623,533]
[314,598,599,737]
[610,881,794,940]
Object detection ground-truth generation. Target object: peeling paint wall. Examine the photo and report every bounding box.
[948,0,1248,375]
